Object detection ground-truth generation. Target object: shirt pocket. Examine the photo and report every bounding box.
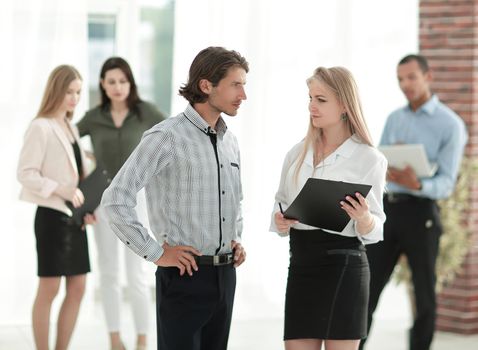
[227,160,242,202]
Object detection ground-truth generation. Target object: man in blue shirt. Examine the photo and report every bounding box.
[360,54,467,350]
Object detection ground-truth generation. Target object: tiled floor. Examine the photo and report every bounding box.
[1,318,477,350]
[1,284,477,350]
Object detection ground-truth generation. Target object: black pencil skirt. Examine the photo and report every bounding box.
[34,206,90,277]
[284,228,370,340]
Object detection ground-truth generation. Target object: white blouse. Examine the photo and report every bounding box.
[270,135,387,244]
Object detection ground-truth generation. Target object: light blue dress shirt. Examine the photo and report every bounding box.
[380,95,467,200]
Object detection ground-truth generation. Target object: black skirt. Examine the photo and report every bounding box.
[284,228,369,340]
[34,206,90,277]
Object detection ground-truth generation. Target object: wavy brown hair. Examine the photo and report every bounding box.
[37,65,82,120]
[179,46,249,104]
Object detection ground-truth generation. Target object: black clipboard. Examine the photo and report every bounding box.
[283,178,372,232]
[67,165,112,225]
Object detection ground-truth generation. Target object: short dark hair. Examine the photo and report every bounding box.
[179,47,249,105]
[99,57,142,117]
[398,54,430,73]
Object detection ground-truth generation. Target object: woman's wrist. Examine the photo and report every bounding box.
[357,213,375,235]
[54,184,76,201]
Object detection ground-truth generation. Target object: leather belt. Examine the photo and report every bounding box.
[195,253,234,266]
[386,192,431,203]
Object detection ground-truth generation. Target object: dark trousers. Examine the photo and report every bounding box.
[155,264,236,350]
[359,195,442,350]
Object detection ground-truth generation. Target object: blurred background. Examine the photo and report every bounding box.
[3,0,456,349]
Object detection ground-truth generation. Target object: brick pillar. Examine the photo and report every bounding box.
[420,0,478,334]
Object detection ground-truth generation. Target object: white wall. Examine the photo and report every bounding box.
[0,0,418,325]
[171,0,419,319]
[0,0,89,325]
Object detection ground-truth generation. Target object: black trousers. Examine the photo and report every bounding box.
[360,195,442,350]
[155,264,236,350]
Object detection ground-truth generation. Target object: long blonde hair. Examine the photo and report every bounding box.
[36,65,82,120]
[294,66,373,181]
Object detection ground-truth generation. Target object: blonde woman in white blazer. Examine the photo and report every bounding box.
[17,65,95,350]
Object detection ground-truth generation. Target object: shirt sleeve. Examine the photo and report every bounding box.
[101,128,173,262]
[143,102,166,127]
[379,114,393,146]
[76,111,91,137]
[355,155,388,244]
[152,107,166,125]
[269,150,295,237]
[17,121,59,198]
[233,147,243,243]
[419,120,467,199]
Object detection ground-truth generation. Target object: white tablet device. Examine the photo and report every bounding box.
[378,144,438,178]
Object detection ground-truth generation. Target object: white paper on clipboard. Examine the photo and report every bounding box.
[378,144,438,178]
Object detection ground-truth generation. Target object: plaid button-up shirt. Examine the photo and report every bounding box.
[101,104,243,262]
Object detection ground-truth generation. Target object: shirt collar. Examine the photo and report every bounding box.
[100,105,133,124]
[305,135,360,167]
[407,94,439,116]
[183,104,228,137]
[338,135,360,158]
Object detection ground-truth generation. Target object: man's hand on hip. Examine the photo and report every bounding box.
[155,243,201,276]
[231,240,246,268]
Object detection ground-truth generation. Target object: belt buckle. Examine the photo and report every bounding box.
[213,254,233,266]
[387,192,398,203]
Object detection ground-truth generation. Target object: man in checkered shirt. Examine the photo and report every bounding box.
[102,46,248,350]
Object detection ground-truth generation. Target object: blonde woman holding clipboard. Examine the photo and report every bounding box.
[270,66,387,350]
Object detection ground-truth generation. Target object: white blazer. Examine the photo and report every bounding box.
[17,117,88,215]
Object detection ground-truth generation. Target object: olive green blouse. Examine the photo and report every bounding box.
[77,101,165,177]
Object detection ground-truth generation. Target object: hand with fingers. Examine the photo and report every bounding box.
[274,212,299,234]
[231,240,246,267]
[83,213,96,225]
[81,212,97,230]
[71,188,85,208]
[387,165,421,190]
[340,192,375,234]
[155,243,201,276]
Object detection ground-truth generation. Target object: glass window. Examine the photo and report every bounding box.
[139,0,175,115]
[86,2,175,115]
[87,14,116,108]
